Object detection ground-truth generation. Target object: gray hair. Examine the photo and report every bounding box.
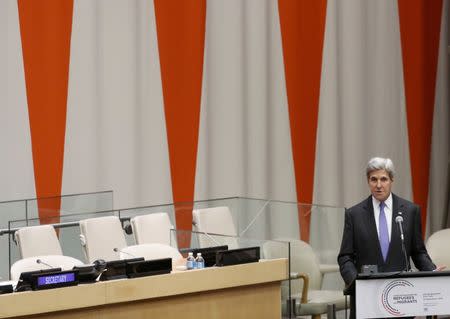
[366,157,395,180]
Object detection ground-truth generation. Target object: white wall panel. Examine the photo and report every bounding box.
[63,0,172,209]
[195,0,296,203]
[195,0,246,200]
[427,0,449,235]
[0,0,35,202]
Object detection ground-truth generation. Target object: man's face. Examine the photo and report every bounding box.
[368,169,393,202]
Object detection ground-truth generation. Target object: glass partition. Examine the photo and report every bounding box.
[0,191,113,280]
[25,190,114,221]
[214,198,346,314]
[0,200,27,282]
[132,197,345,263]
[234,199,345,261]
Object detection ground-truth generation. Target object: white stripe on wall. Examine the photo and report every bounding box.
[427,0,449,235]
[63,0,172,209]
[0,0,35,202]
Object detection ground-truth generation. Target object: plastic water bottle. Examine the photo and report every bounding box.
[186,252,195,270]
[195,253,205,269]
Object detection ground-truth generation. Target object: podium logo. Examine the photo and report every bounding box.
[381,280,417,316]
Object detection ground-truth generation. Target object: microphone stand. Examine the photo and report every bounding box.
[113,247,136,259]
[396,216,411,272]
[400,237,410,272]
[36,259,54,269]
[191,221,223,246]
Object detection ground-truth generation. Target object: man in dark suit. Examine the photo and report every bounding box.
[338,157,437,318]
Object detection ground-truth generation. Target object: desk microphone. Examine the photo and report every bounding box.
[87,259,108,282]
[395,214,410,271]
[36,259,54,269]
[113,247,136,259]
[192,221,222,246]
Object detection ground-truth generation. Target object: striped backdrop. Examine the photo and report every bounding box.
[1,0,449,240]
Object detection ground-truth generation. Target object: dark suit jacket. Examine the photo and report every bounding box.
[338,193,435,286]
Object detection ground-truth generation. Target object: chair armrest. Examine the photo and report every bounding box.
[290,272,309,303]
[79,234,87,246]
[319,264,339,274]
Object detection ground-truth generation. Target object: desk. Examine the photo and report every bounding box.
[0,258,287,319]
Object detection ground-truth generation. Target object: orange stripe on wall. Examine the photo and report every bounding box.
[398,0,443,235]
[18,0,73,224]
[278,0,327,242]
[154,1,206,245]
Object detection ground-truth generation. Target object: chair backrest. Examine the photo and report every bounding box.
[10,255,83,281]
[131,212,176,247]
[120,243,183,266]
[14,225,63,258]
[263,238,323,299]
[426,228,450,268]
[79,216,127,263]
[192,206,239,248]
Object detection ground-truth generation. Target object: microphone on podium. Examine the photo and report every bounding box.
[395,214,410,272]
[91,259,107,282]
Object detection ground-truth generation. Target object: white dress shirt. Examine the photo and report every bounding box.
[372,193,393,242]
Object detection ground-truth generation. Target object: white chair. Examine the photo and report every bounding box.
[426,228,450,268]
[263,238,347,319]
[120,243,183,267]
[130,212,176,247]
[192,206,239,248]
[79,216,127,263]
[14,225,63,258]
[10,255,83,281]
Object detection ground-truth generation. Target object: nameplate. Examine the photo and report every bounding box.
[33,270,79,290]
